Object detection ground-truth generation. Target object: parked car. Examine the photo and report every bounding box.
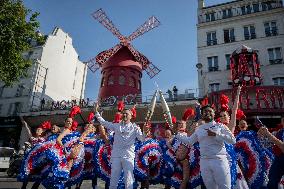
[0,147,14,170]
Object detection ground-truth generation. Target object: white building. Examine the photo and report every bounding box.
[0,27,88,117]
[196,0,284,97]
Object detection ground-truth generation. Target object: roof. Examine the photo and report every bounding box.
[203,0,243,9]
[95,44,151,69]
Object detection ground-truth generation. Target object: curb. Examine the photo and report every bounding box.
[0,177,17,182]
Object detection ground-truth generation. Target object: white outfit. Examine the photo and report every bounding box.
[235,166,249,189]
[176,121,236,189]
[95,112,144,189]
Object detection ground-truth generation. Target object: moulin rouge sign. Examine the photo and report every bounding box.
[209,86,284,114]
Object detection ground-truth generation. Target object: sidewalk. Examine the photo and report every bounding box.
[0,171,165,188]
[0,171,17,182]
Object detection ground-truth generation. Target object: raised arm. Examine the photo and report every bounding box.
[20,116,32,139]
[56,129,71,147]
[97,124,110,144]
[79,124,96,142]
[176,132,198,146]
[258,127,284,153]
[228,85,242,133]
[93,102,117,131]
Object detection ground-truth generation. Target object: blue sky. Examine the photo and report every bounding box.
[24,0,231,100]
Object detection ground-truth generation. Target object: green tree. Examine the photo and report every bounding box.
[0,0,44,86]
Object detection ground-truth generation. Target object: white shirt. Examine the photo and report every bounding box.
[176,121,236,159]
[95,112,145,158]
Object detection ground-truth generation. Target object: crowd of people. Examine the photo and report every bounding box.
[16,86,284,189]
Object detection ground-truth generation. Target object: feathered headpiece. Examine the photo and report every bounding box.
[236,109,246,120]
[69,106,81,118]
[220,94,230,112]
[71,120,78,131]
[113,112,122,123]
[201,97,209,107]
[117,101,125,112]
[131,106,137,119]
[172,116,177,124]
[39,121,51,130]
[182,108,195,121]
[87,112,95,123]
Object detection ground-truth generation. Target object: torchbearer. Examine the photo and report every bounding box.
[93,102,147,189]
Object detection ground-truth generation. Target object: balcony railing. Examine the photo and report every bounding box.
[265,29,278,37]
[207,39,217,46]
[226,64,231,70]
[244,33,256,40]
[198,2,283,24]
[224,36,235,43]
[208,66,219,72]
[270,59,283,65]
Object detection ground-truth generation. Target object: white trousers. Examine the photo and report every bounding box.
[200,157,231,189]
[109,157,134,189]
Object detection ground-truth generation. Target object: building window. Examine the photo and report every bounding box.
[129,77,136,87]
[206,12,215,22]
[15,85,24,97]
[207,31,217,46]
[264,21,278,37]
[118,75,125,85]
[244,25,256,40]
[0,86,5,97]
[253,3,260,12]
[246,5,252,14]
[268,47,282,64]
[241,6,246,15]
[137,80,141,90]
[273,77,284,86]
[209,83,220,92]
[261,2,272,11]
[73,80,76,89]
[101,77,105,87]
[8,103,13,115]
[208,56,218,72]
[222,9,232,19]
[224,28,235,43]
[225,54,231,70]
[107,75,114,85]
[13,102,22,115]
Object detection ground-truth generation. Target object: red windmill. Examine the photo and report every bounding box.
[87,9,161,104]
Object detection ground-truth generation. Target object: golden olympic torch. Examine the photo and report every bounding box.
[145,90,158,123]
[143,90,158,136]
[158,90,173,129]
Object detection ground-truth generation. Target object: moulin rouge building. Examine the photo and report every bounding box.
[196,0,284,126]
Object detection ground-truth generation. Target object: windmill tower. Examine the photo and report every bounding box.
[87,9,161,104]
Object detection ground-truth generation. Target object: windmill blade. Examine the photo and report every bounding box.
[95,44,122,65]
[126,44,161,78]
[127,16,160,42]
[86,57,101,73]
[92,8,124,41]
[144,62,161,79]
